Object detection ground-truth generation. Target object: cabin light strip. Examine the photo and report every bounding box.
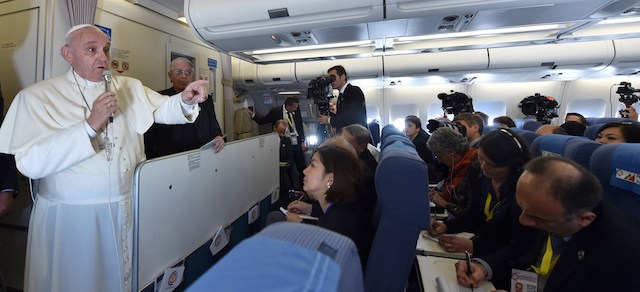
[598,17,640,25]
[246,40,374,55]
[396,24,564,42]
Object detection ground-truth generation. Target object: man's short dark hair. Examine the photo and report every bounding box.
[473,111,490,125]
[405,115,422,129]
[524,156,602,218]
[453,113,484,135]
[328,65,348,80]
[566,112,587,126]
[284,96,300,107]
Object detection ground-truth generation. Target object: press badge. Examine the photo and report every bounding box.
[511,269,538,292]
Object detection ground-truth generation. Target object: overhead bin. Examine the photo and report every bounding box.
[607,38,640,75]
[385,0,614,25]
[488,41,615,70]
[185,0,384,52]
[612,38,640,64]
[231,58,259,88]
[256,63,297,86]
[384,49,489,77]
[385,0,580,19]
[295,57,383,84]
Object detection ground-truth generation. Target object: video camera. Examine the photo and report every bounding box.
[438,91,474,116]
[616,82,640,118]
[426,119,467,137]
[307,75,336,115]
[518,93,559,124]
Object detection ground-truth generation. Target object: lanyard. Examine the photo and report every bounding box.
[483,192,503,222]
[531,234,560,277]
[285,112,295,130]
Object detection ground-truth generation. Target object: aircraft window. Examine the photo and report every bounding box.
[366,104,380,124]
[390,103,419,130]
[428,103,445,119]
[567,98,606,118]
[473,101,506,125]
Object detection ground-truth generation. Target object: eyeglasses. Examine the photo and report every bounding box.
[171,69,193,76]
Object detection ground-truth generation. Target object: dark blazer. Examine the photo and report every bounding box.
[317,202,375,269]
[445,173,531,257]
[253,106,305,145]
[279,136,293,164]
[144,87,222,159]
[331,84,368,131]
[482,201,640,291]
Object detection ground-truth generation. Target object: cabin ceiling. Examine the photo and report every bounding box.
[136,0,640,65]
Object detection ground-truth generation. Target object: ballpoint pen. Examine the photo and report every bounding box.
[465,251,474,292]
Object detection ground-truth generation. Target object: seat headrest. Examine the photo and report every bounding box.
[584,124,604,140]
[531,134,579,156]
[187,235,340,291]
[609,144,640,195]
[563,138,602,169]
[591,143,640,195]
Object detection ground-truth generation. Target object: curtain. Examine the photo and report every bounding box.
[65,0,99,26]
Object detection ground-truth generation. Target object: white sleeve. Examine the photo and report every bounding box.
[15,123,97,179]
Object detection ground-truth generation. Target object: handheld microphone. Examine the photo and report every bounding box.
[103,71,113,123]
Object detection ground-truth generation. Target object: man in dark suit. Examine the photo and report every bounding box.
[248,97,307,186]
[455,156,640,291]
[318,65,368,132]
[0,83,18,218]
[144,57,225,159]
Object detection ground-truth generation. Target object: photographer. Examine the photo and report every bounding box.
[453,113,484,147]
[318,65,368,132]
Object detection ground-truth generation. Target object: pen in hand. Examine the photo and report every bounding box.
[465,251,474,291]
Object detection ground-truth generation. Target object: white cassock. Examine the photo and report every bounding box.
[0,69,199,292]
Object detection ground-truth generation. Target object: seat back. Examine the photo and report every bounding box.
[257,222,363,292]
[365,125,430,292]
[585,117,599,126]
[594,117,639,125]
[511,128,540,148]
[583,123,603,140]
[522,120,543,132]
[234,108,255,140]
[482,124,499,135]
[590,143,640,221]
[529,134,580,157]
[514,118,536,128]
[187,224,342,291]
[563,138,602,169]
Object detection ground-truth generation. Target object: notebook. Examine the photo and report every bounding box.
[416,230,475,259]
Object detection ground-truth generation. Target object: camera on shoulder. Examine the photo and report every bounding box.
[307,75,336,115]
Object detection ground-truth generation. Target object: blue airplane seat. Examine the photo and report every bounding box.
[584,124,604,140]
[365,125,429,292]
[255,222,363,292]
[563,138,602,169]
[482,124,499,135]
[522,120,543,132]
[186,224,342,291]
[530,134,580,157]
[510,128,540,147]
[590,143,640,222]
[594,117,639,125]
[585,117,599,126]
[514,118,536,128]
